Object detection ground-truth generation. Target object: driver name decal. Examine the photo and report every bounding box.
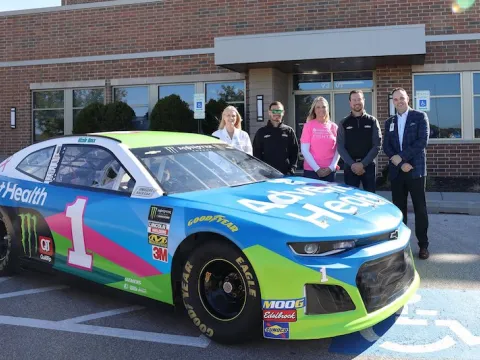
[0,181,47,206]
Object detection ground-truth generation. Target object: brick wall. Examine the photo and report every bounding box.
[0,54,226,155]
[2,1,479,62]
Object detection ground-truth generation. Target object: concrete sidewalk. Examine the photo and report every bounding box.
[376,191,480,215]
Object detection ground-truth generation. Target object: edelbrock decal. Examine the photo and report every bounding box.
[0,182,47,206]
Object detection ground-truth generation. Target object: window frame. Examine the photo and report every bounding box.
[473,72,480,139]
[32,89,66,143]
[51,143,137,196]
[72,87,106,119]
[15,145,56,182]
[412,72,465,141]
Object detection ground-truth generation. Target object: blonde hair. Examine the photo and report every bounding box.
[306,96,330,122]
[218,105,243,130]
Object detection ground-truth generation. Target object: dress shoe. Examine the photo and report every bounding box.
[419,248,429,260]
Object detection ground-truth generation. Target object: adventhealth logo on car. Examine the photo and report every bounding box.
[0,181,47,206]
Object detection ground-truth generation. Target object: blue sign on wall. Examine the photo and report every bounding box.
[329,288,480,359]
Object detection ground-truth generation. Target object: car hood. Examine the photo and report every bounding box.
[170,177,403,239]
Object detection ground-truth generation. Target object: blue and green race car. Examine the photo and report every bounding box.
[0,131,419,343]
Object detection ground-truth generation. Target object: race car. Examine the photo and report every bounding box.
[0,131,419,344]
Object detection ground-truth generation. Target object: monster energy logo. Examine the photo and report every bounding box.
[150,207,157,219]
[18,213,37,257]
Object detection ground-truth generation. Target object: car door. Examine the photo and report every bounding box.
[43,142,163,293]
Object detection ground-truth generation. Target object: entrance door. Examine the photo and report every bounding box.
[293,71,374,171]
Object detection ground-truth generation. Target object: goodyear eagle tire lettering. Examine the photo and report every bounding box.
[181,239,262,344]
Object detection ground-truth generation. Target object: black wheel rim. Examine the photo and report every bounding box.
[0,218,8,262]
[198,259,247,321]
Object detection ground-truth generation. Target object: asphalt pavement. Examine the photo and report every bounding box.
[0,213,479,360]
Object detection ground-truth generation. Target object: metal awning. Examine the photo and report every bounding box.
[214,25,426,73]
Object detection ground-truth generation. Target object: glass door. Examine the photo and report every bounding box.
[293,71,375,171]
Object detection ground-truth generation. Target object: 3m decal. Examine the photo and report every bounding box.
[39,236,54,263]
[0,182,47,206]
[262,298,305,309]
[263,310,297,322]
[148,234,168,247]
[187,215,238,232]
[65,197,93,271]
[18,213,38,257]
[148,206,173,222]
[263,322,290,339]
[152,245,168,263]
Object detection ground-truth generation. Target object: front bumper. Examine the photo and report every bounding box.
[244,229,420,340]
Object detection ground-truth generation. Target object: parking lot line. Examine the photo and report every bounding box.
[58,305,145,324]
[0,315,211,348]
[0,277,12,284]
[0,285,68,299]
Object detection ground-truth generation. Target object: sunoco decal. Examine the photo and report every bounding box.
[263,322,290,339]
[0,182,47,206]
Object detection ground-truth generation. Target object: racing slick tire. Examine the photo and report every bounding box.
[181,239,262,344]
[0,208,19,276]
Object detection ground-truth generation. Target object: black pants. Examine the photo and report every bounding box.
[391,172,429,249]
[344,163,376,193]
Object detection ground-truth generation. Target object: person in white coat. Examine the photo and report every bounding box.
[212,105,253,155]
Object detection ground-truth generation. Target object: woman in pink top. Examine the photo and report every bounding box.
[300,96,340,182]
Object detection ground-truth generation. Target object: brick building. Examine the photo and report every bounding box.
[1,0,480,177]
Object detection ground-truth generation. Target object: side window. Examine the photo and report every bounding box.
[54,145,135,193]
[16,146,55,181]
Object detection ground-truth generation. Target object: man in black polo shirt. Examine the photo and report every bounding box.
[253,101,299,175]
[336,90,382,192]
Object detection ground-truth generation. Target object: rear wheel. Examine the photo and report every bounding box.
[0,210,17,276]
[181,239,262,344]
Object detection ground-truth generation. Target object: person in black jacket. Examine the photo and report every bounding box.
[336,90,382,193]
[253,101,299,175]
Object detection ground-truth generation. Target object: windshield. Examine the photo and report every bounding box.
[131,143,284,194]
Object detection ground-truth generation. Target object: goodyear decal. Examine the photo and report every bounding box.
[187,215,238,232]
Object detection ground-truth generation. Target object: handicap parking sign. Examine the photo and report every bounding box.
[329,288,480,359]
[419,99,427,107]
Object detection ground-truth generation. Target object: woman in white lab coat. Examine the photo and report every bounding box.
[212,105,253,155]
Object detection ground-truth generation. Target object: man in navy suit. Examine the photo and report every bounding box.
[383,88,430,259]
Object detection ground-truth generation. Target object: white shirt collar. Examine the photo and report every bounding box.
[397,107,410,120]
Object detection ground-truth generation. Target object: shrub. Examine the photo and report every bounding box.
[72,101,135,134]
[150,94,196,133]
[203,99,228,135]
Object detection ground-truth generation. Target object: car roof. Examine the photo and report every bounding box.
[89,131,224,149]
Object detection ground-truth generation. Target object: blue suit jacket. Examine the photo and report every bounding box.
[382,108,430,180]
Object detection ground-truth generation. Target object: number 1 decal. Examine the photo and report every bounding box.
[320,266,328,283]
[66,197,93,270]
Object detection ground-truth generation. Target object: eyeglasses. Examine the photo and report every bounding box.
[271,109,284,114]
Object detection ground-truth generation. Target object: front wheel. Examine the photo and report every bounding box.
[0,209,18,276]
[181,239,262,344]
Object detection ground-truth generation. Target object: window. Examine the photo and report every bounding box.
[114,86,149,130]
[54,145,135,193]
[33,90,64,142]
[413,73,462,139]
[16,146,55,181]
[474,73,480,138]
[159,84,195,109]
[205,81,246,132]
[73,88,105,125]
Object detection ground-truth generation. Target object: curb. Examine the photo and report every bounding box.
[410,200,480,216]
